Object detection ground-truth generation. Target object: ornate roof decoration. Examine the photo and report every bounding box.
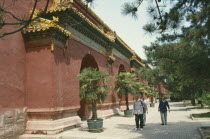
[106,31,116,42]
[130,53,145,67]
[130,68,136,73]
[23,17,71,37]
[69,6,116,42]
[48,0,73,13]
[130,55,137,61]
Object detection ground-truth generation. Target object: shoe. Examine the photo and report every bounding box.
[165,123,167,125]
[134,128,139,130]
[140,128,143,130]
[161,124,164,125]
[143,124,145,126]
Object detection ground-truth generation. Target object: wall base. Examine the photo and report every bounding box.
[25,116,81,135]
[0,107,26,139]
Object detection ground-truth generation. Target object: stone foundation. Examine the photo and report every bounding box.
[0,107,26,139]
[25,116,81,135]
[24,107,82,135]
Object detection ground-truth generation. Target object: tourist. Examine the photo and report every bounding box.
[142,97,148,126]
[158,96,170,125]
[133,95,145,130]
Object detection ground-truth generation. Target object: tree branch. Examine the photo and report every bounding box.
[0,0,39,38]
[0,8,23,22]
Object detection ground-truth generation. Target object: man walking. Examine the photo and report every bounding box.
[158,96,170,125]
[133,95,145,130]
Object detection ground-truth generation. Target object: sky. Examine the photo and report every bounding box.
[89,0,159,59]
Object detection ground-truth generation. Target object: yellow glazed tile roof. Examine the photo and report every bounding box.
[23,17,71,37]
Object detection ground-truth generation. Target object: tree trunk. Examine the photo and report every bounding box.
[191,94,196,106]
[201,101,204,107]
[91,101,97,120]
[125,92,129,110]
[151,96,154,103]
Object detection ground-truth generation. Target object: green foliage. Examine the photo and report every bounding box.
[121,0,210,101]
[115,72,141,97]
[201,92,210,106]
[121,2,139,19]
[114,72,142,110]
[78,67,110,120]
[78,67,110,103]
[192,112,210,118]
[143,24,157,34]
[138,67,164,85]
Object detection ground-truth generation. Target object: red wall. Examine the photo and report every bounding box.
[25,38,132,110]
[0,32,25,109]
[0,0,53,109]
[0,0,133,111]
[51,39,132,108]
[26,46,55,108]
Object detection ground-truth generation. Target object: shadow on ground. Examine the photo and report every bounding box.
[115,121,202,139]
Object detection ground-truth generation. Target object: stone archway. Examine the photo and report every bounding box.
[77,54,99,120]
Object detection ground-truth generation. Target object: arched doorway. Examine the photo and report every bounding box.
[118,64,126,74]
[77,54,99,120]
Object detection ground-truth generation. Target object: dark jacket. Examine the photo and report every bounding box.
[159,100,170,112]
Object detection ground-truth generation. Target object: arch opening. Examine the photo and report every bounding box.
[77,54,99,120]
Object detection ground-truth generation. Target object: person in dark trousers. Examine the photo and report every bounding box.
[158,96,170,125]
[133,95,145,130]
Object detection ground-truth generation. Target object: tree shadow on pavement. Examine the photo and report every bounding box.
[170,108,187,111]
[116,121,203,139]
[170,103,185,107]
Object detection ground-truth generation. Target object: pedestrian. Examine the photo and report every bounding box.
[142,97,148,126]
[133,95,145,130]
[158,96,170,125]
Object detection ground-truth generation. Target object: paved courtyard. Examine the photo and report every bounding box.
[61,102,210,139]
[20,102,210,139]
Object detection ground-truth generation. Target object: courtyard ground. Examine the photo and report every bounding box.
[20,102,210,139]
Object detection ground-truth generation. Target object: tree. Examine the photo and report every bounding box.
[143,39,210,105]
[121,0,210,105]
[77,67,110,120]
[114,72,142,110]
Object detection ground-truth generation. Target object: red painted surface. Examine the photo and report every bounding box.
[24,38,133,111]
[0,0,53,109]
[26,46,55,108]
[0,32,25,108]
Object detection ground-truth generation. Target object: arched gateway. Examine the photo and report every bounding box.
[77,54,99,120]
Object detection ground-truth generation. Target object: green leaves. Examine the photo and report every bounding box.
[121,2,139,19]
[143,23,157,34]
[201,91,210,106]
[77,67,110,103]
[114,72,140,97]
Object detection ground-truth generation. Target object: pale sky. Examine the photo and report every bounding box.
[91,0,159,59]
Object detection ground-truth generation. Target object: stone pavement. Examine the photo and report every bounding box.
[20,102,210,139]
[61,102,210,139]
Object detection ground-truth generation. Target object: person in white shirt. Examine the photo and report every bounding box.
[133,95,146,130]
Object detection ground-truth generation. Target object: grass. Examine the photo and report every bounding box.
[192,112,210,118]
[187,107,210,110]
